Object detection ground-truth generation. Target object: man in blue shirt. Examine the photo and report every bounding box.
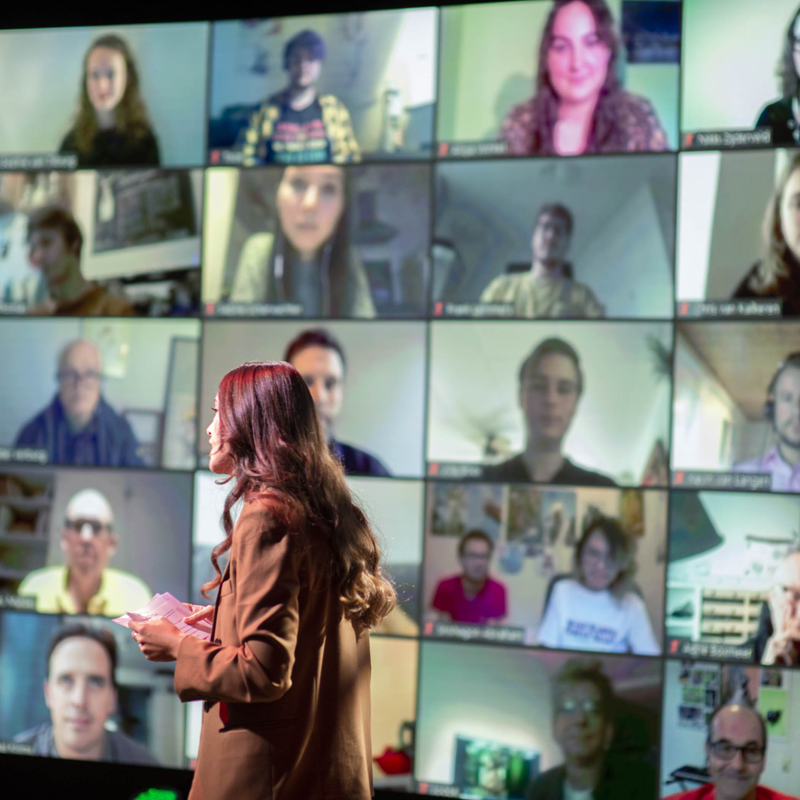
[14,339,143,467]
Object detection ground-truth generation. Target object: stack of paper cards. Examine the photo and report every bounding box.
[112,592,212,641]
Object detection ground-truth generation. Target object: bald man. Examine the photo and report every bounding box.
[14,339,143,466]
[665,703,798,800]
[17,488,151,615]
[755,551,800,666]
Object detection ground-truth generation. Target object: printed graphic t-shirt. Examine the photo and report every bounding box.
[270,99,331,164]
[537,578,660,655]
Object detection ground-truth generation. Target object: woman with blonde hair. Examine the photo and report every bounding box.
[129,361,395,799]
[537,515,660,654]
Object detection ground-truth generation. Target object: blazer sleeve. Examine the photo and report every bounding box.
[173,510,300,704]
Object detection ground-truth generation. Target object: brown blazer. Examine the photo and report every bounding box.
[174,499,373,800]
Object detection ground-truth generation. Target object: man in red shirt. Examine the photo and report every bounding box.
[431,530,508,625]
[665,703,798,800]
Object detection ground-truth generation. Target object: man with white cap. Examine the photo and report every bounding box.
[18,488,151,616]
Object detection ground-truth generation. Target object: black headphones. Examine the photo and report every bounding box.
[764,351,800,421]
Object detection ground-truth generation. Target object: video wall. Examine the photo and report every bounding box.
[2,2,800,799]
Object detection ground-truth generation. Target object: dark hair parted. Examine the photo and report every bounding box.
[707,703,767,751]
[780,7,800,100]
[27,205,84,258]
[574,515,637,599]
[71,35,154,155]
[536,202,574,237]
[518,337,584,394]
[458,529,495,558]
[47,623,118,690]
[531,0,625,153]
[284,327,347,372]
[202,361,395,628]
[552,659,614,719]
[271,167,352,317]
[283,30,327,70]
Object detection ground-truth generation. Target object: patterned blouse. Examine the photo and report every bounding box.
[500,91,669,155]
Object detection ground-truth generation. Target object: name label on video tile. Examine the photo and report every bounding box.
[0,447,49,465]
[676,300,782,319]
[437,141,510,159]
[415,782,462,797]
[208,302,303,318]
[0,154,78,170]
[0,594,36,611]
[0,303,28,316]
[0,741,35,756]
[427,621,526,645]
[672,471,771,492]
[667,638,755,662]
[432,302,515,319]
[208,149,246,166]
[427,463,484,479]
[683,129,772,149]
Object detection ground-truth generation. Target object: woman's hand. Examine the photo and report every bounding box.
[130,618,185,662]
[184,604,214,626]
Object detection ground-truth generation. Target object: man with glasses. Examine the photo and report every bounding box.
[665,702,797,800]
[482,338,616,485]
[430,529,507,625]
[17,488,151,615]
[13,339,143,466]
[527,659,655,800]
[753,550,800,667]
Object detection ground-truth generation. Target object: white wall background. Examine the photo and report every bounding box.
[682,0,799,132]
[0,24,209,165]
[0,318,199,446]
[209,9,437,155]
[660,661,800,796]
[427,321,673,485]
[434,155,676,315]
[199,320,426,477]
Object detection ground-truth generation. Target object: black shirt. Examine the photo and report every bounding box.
[482,453,616,486]
[755,98,799,146]
[331,439,391,478]
[733,259,800,316]
[60,127,160,168]
[268,98,331,164]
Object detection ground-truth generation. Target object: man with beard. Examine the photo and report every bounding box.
[17,488,151,616]
[526,660,655,800]
[483,338,616,485]
[664,703,797,800]
[480,204,604,318]
[734,353,800,492]
[284,327,390,477]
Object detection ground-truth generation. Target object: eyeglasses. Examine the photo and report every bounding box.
[64,518,111,538]
[708,741,765,764]
[462,551,491,561]
[583,546,617,567]
[57,370,102,387]
[556,699,602,716]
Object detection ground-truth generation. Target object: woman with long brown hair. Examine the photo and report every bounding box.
[733,151,800,314]
[60,34,160,167]
[129,361,395,799]
[501,0,668,156]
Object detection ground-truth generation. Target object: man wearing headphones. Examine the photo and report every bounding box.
[241,29,361,165]
[734,352,800,492]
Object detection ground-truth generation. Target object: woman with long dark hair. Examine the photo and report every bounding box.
[537,516,660,654]
[501,0,668,156]
[755,5,800,145]
[733,151,800,314]
[129,361,395,799]
[228,164,375,317]
[60,35,160,167]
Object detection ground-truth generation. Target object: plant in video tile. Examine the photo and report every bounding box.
[453,736,539,799]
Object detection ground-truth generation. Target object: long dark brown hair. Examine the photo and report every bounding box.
[71,35,154,154]
[530,0,626,153]
[202,361,396,628]
[780,5,800,100]
[270,166,352,317]
[573,515,636,600]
